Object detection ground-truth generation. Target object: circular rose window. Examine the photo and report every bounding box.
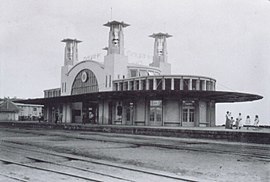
[81,71,88,82]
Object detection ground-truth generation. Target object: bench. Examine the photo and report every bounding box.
[134,121,145,126]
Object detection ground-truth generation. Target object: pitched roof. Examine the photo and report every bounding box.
[0,99,20,113]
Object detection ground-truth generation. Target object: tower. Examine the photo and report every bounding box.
[103,21,129,55]
[61,38,82,66]
[149,33,172,74]
[61,38,82,96]
[103,21,129,90]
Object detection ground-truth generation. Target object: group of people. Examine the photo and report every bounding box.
[225,111,260,130]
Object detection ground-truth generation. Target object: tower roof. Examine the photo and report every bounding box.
[149,33,172,38]
[103,20,130,27]
[61,38,82,43]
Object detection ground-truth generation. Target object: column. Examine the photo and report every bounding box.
[133,80,137,90]
[139,79,142,90]
[62,105,66,123]
[128,81,131,91]
[45,106,50,122]
[171,78,174,90]
[153,78,157,90]
[196,79,200,90]
[203,80,207,91]
[212,81,216,91]
[162,77,165,90]
[66,103,72,123]
[180,78,184,90]
[189,79,192,90]
[123,82,126,91]
[117,82,121,91]
[146,79,149,90]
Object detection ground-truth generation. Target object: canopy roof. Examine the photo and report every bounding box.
[17,90,263,105]
[103,21,130,27]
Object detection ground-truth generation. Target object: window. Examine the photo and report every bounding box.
[183,109,188,122]
[71,69,99,95]
[109,75,111,87]
[105,75,108,87]
[189,109,195,122]
[139,70,148,76]
[126,102,134,122]
[148,71,154,76]
[130,69,137,77]
[182,101,195,122]
[149,100,162,122]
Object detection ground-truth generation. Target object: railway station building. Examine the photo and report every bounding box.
[24,20,262,127]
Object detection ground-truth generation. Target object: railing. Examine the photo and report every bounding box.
[113,75,216,92]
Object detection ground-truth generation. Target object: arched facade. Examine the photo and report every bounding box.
[61,60,105,96]
[71,69,99,95]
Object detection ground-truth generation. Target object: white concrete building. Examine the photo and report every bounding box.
[24,20,262,126]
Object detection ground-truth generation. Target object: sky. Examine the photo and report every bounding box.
[0,0,270,125]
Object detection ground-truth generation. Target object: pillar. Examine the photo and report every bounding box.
[203,80,207,91]
[196,79,200,90]
[180,78,184,90]
[128,81,131,91]
[171,78,174,90]
[153,78,157,90]
[139,79,142,90]
[146,79,149,90]
[65,103,72,123]
[189,79,192,90]
[117,82,121,91]
[162,77,165,90]
[133,80,137,90]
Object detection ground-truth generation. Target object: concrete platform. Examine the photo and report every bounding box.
[0,121,269,144]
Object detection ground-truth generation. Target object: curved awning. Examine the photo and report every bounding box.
[17,90,263,105]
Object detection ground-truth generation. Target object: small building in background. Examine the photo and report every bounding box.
[0,99,20,121]
[15,103,43,121]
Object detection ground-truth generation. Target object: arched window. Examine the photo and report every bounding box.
[71,69,99,95]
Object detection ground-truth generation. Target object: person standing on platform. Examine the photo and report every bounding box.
[38,113,42,123]
[238,113,243,129]
[82,113,86,125]
[55,113,58,124]
[254,115,259,129]
[235,118,239,129]
[230,117,234,129]
[245,115,251,130]
[225,111,230,129]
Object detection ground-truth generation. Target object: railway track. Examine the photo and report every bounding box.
[3,128,270,162]
[0,142,197,182]
[1,128,269,182]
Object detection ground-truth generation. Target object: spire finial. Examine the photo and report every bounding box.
[110,7,113,20]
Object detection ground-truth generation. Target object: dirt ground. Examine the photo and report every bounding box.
[0,127,269,181]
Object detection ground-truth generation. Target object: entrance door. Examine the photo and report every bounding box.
[182,101,195,127]
[149,100,162,126]
[82,102,98,124]
[125,102,134,125]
